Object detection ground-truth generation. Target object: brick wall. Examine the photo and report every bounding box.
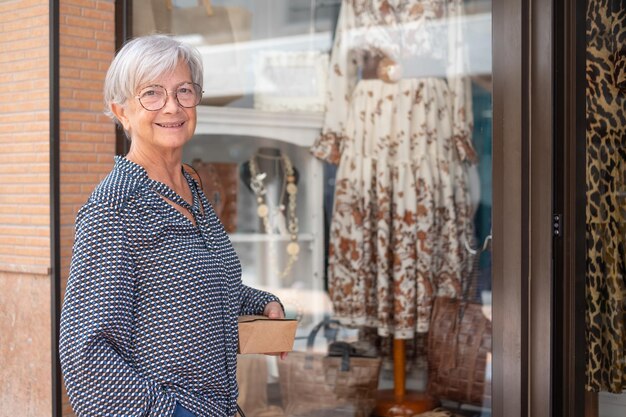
[59,0,116,291]
[0,0,117,415]
[0,1,52,416]
[0,0,51,273]
[59,1,117,416]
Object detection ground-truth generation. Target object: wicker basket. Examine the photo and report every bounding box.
[427,297,492,408]
[277,321,382,417]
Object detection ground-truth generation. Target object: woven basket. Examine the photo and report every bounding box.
[277,321,382,417]
[427,297,492,408]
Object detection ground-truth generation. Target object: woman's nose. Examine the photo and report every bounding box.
[162,92,181,112]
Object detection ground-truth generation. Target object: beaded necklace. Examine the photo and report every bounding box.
[249,150,300,279]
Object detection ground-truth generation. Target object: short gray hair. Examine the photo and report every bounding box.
[103,34,203,124]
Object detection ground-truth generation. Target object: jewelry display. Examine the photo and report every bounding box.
[248,149,300,279]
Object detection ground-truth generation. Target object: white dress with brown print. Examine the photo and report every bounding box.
[311,0,477,338]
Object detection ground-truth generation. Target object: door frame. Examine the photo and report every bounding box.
[552,0,589,415]
[492,0,560,415]
[52,0,569,416]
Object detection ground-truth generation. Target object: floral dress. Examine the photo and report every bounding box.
[311,0,476,338]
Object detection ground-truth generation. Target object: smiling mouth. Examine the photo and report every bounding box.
[156,122,184,128]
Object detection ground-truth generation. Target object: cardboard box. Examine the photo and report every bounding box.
[237,315,298,354]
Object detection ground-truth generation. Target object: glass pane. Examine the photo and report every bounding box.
[132,0,493,415]
[133,0,336,110]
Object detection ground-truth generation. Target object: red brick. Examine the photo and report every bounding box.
[60,67,81,79]
[88,49,113,61]
[95,1,114,12]
[0,245,49,257]
[0,152,48,164]
[0,214,49,226]
[64,0,97,8]
[82,8,112,21]
[1,5,48,22]
[0,0,43,12]
[59,183,83,194]
[13,69,49,81]
[63,57,100,70]
[59,45,89,59]
[2,37,48,52]
[2,25,49,41]
[59,78,101,91]
[1,225,49,237]
[80,122,114,133]
[0,194,49,206]
[65,15,106,30]
[59,25,94,39]
[59,4,82,17]
[0,163,48,174]
[80,69,106,81]
[94,30,114,42]
[59,142,95,153]
[73,90,103,101]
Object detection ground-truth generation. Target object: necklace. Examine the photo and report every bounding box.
[249,150,300,279]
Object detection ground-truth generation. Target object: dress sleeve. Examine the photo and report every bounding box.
[447,0,477,163]
[59,202,175,417]
[310,1,359,164]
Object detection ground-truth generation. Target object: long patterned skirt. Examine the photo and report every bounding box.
[327,77,474,338]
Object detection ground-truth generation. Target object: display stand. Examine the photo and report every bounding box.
[374,338,437,417]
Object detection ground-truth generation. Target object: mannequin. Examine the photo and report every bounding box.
[310,1,476,415]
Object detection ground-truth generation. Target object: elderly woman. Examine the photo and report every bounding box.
[59,35,285,417]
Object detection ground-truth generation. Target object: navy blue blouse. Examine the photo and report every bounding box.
[59,156,279,417]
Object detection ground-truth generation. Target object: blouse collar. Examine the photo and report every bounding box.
[114,155,202,215]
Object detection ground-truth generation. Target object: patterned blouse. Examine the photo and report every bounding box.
[59,156,279,417]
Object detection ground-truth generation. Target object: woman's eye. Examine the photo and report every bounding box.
[140,88,163,98]
[178,87,192,95]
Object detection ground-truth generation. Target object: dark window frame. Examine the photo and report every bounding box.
[94,1,589,417]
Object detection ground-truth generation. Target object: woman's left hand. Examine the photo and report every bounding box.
[263,301,288,360]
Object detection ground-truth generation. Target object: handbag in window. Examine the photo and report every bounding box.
[277,319,382,417]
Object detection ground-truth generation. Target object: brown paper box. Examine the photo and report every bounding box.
[237,315,298,354]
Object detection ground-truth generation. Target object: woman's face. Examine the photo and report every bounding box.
[113,61,197,154]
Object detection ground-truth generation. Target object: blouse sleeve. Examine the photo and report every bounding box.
[447,0,477,163]
[59,202,175,417]
[239,284,282,316]
[310,1,359,164]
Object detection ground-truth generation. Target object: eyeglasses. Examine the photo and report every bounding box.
[135,82,203,111]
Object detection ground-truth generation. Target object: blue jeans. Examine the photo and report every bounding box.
[173,403,196,417]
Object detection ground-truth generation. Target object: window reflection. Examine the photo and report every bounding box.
[132,1,493,416]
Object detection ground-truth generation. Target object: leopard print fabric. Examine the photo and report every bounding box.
[585,0,626,393]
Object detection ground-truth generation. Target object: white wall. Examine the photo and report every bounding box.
[599,392,626,417]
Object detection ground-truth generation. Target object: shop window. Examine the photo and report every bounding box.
[130,1,494,416]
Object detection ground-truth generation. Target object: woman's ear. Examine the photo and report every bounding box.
[111,103,130,132]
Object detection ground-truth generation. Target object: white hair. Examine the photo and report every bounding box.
[103,34,203,124]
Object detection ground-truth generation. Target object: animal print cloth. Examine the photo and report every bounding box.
[585,0,626,393]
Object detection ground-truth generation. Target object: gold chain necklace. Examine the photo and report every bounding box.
[249,151,300,279]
